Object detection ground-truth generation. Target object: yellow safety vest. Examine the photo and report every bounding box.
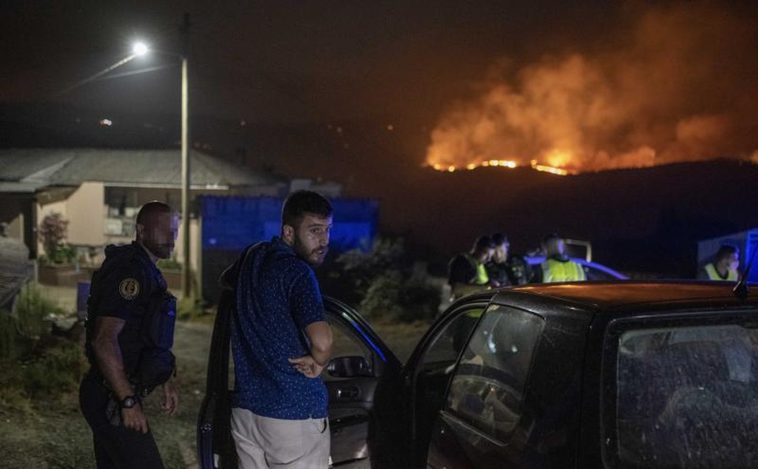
[473,261,489,285]
[541,259,586,283]
[704,263,739,282]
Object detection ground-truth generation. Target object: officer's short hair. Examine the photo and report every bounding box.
[542,233,562,245]
[472,235,496,255]
[282,190,333,229]
[136,201,173,226]
[492,233,509,246]
[715,244,739,261]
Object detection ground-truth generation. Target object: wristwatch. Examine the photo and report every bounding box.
[119,395,138,409]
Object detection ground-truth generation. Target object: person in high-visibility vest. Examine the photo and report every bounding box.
[538,233,586,283]
[698,244,740,282]
[448,235,497,300]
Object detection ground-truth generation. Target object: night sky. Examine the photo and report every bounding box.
[3,1,758,267]
[3,0,627,124]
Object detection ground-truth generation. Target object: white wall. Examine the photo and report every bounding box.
[174,217,200,272]
[66,182,106,246]
[36,182,106,256]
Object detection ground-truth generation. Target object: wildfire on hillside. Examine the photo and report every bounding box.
[425,3,758,175]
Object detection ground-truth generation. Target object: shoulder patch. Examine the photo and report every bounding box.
[119,278,140,300]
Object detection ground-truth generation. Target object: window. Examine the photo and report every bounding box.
[611,322,758,468]
[104,187,139,236]
[583,265,616,281]
[324,316,372,382]
[445,305,544,442]
[419,306,484,376]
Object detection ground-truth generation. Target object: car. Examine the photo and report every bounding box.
[198,281,758,468]
[523,255,628,281]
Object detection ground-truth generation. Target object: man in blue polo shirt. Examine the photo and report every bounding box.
[221,190,334,469]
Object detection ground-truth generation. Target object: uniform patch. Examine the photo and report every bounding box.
[119,278,140,300]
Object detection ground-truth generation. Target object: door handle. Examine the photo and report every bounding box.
[335,386,360,400]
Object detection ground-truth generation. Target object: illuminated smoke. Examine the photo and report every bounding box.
[426,3,758,173]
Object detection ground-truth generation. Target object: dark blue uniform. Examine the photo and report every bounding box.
[79,242,176,469]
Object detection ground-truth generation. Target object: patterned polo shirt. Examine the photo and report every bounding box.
[228,237,328,420]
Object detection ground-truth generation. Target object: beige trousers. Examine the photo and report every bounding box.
[231,407,331,469]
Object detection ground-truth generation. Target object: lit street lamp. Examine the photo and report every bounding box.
[132,42,149,57]
[130,15,192,299]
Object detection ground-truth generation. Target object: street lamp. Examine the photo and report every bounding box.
[131,17,192,300]
[132,42,149,57]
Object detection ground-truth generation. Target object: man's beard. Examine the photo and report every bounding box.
[145,241,174,259]
[293,235,327,267]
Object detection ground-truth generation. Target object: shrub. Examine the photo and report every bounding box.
[23,341,88,398]
[396,279,441,322]
[0,340,87,411]
[338,238,441,323]
[336,238,408,300]
[51,243,77,264]
[0,283,66,360]
[157,257,183,271]
[15,282,60,339]
[359,271,403,319]
[38,213,69,262]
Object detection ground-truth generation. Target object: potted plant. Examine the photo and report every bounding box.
[37,213,78,286]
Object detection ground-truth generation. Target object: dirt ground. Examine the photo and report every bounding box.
[0,286,429,469]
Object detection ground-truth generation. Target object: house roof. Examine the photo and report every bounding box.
[0,148,285,191]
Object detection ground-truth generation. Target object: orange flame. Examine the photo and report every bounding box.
[423,4,758,174]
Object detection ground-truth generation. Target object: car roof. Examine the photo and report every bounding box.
[492,280,758,314]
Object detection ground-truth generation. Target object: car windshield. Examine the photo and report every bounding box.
[612,322,758,468]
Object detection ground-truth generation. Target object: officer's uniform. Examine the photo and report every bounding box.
[539,255,586,283]
[699,262,739,282]
[79,242,176,469]
[486,255,534,286]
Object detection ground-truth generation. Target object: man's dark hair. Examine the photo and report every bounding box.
[715,243,739,262]
[282,190,333,228]
[472,235,495,254]
[492,233,509,246]
[136,201,173,226]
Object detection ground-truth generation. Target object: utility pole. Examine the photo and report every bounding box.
[180,13,192,299]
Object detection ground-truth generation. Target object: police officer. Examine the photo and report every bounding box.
[79,201,180,469]
[486,233,534,286]
[536,233,586,283]
[448,235,497,301]
[698,244,740,281]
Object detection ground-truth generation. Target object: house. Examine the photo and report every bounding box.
[0,148,287,277]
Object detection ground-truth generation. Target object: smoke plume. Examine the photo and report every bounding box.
[426,3,758,172]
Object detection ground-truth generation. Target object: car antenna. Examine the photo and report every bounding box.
[733,244,758,300]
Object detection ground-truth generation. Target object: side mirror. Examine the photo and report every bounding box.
[327,355,372,378]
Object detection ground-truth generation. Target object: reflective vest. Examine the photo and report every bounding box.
[541,258,586,283]
[704,263,739,282]
[473,260,489,285]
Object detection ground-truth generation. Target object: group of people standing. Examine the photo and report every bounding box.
[447,232,586,300]
[449,234,745,302]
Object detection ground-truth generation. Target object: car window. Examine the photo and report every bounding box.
[419,306,484,375]
[612,323,758,468]
[444,305,544,442]
[324,316,372,382]
[583,265,616,281]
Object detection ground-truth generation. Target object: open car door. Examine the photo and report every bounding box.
[197,292,401,469]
